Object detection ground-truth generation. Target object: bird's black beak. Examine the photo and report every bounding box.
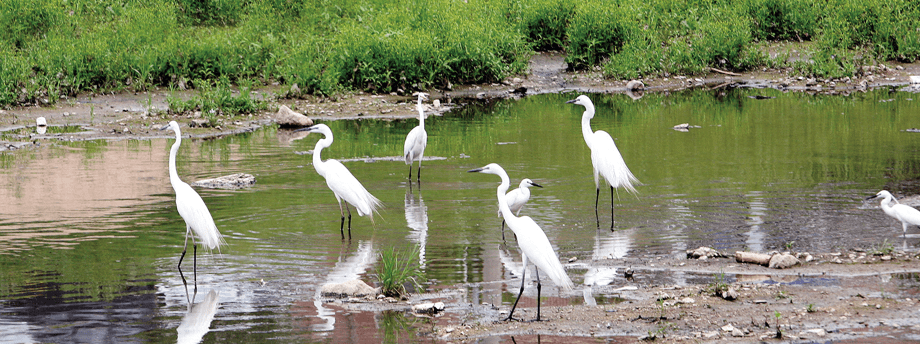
[159,124,170,130]
[565,99,577,104]
[467,168,484,173]
[531,182,543,188]
[294,125,315,132]
[865,195,878,200]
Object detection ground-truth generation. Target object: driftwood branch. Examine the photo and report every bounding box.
[734,251,772,266]
[710,67,741,76]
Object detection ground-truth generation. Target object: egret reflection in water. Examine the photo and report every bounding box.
[177,289,220,344]
[404,188,428,269]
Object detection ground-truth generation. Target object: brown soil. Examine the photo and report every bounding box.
[4,51,920,341]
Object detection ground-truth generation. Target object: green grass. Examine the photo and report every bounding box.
[375,245,424,298]
[2,0,920,108]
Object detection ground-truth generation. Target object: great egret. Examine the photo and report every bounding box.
[297,124,382,238]
[566,95,639,229]
[161,121,226,292]
[866,190,920,237]
[499,178,543,241]
[404,93,429,181]
[468,163,574,321]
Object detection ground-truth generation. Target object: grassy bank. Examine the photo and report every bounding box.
[1,0,919,109]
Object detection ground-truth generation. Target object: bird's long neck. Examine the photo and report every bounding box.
[495,171,514,221]
[417,98,425,129]
[312,137,330,177]
[880,196,897,216]
[168,131,183,188]
[581,106,595,149]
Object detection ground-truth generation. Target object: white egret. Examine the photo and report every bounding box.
[297,124,382,238]
[404,92,429,181]
[161,121,226,292]
[468,163,574,321]
[566,95,639,229]
[499,178,543,241]
[866,190,920,237]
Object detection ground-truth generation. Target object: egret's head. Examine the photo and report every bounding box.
[295,123,332,137]
[467,163,505,176]
[415,92,429,101]
[521,178,543,188]
[867,190,894,201]
[160,121,180,133]
[565,95,593,107]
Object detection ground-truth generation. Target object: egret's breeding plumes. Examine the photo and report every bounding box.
[866,190,920,237]
[566,95,640,229]
[498,178,543,241]
[468,163,574,321]
[404,93,429,182]
[298,124,382,238]
[161,121,226,294]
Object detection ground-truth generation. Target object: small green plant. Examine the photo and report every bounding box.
[375,245,424,298]
[784,241,795,251]
[773,310,783,338]
[775,290,789,299]
[707,270,729,296]
[806,303,816,313]
[870,239,894,256]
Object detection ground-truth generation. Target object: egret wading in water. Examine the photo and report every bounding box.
[297,124,382,238]
[404,92,429,182]
[499,178,543,241]
[866,190,920,238]
[468,163,574,321]
[161,121,226,294]
[566,95,639,229]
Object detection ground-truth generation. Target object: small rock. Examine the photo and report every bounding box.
[512,77,522,84]
[732,328,744,337]
[192,173,257,189]
[804,328,826,337]
[412,302,445,314]
[320,279,378,298]
[274,105,313,127]
[678,297,695,304]
[433,99,441,108]
[190,118,210,127]
[720,287,739,301]
[721,324,736,332]
[36,117,47,127]
[768,253,799,269]
[568,256,577,263]
[880,255,892,261]
[626,80,645,90]
[687,246,725,259]
[703,331,720,339]
[754,299,768,304]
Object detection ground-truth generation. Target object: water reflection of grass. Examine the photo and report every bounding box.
[378,310,427,344]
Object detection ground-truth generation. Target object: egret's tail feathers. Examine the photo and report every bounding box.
[356,192,384,222]
[196,226,226,253]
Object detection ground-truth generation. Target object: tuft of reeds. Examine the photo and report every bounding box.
[374,245,424,298]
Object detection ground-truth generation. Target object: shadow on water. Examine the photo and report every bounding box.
[3,88,920,341]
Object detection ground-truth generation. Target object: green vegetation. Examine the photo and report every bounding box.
[706,270,729,296]
[166,77,268,126]
[870,239,895,256]
[2,0,920,109]
[375,245,424,298]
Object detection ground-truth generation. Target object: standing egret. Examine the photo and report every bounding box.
[566,95,639,229]
[297,124,382,238]
[499,178,543,241]
[161,121,226,293]
[866,190,920,237]
[404,93,429,182]
[468,163,574,321]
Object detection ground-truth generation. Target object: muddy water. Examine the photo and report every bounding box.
[2,88,920,342]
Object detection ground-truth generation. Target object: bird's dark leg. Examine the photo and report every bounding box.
[192,243,198,293]
[501,220,506,242]
[178,227,191,303]
[408,165,412,181]
[610,185,616,231]
[338,201,346,239]
[535,269,542,322]
[595,187,601,229]
[506,267,526,322]
[417,161,422,182]
[346,204,353,239]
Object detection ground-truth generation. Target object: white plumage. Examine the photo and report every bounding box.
[163,121,225,291]
[867,190,920,237]
[566,95,639,228]
[301,124,382,236]
[469,163,573,321]
[403,93,429,181]
[498,178,543,241]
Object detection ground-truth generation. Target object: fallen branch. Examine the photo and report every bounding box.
[710,67,741,76]
[735,251,772,265]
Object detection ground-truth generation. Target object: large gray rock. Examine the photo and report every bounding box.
[768,253,800,269]
[274,105,313,127]
[192,173,256,189]
[320,279,378,298]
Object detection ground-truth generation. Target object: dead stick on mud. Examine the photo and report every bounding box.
[710,67,741,76]
[734,251,772,266]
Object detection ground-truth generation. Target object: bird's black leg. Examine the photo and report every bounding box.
[417,164,422,182]
[178,228,191,302]
[535,269,542,322]
[595,187,601,229]
[501,220,506,241]
[408,165,412,181]
[506,267,526,321]
[192,243,198,293]
[610,185,616,231]
[346,204,353,239]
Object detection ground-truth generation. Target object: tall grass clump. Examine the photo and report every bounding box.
[565,1,637,70]
[0,0,62,49]
[516,0,578,51]
[374,245,424,298]
[745,0,818,41]
[167,77,268,125]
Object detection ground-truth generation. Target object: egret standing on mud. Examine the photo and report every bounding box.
[468,163,574,321]
[499,178,543,241]
[162,121,226,292]
[566,95,639,229]
[404,93,429,182]
[866,190,920,237]
[298,124,382,238]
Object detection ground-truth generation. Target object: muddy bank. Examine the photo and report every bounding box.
[335,249,920,342]
[3,50,920,149]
